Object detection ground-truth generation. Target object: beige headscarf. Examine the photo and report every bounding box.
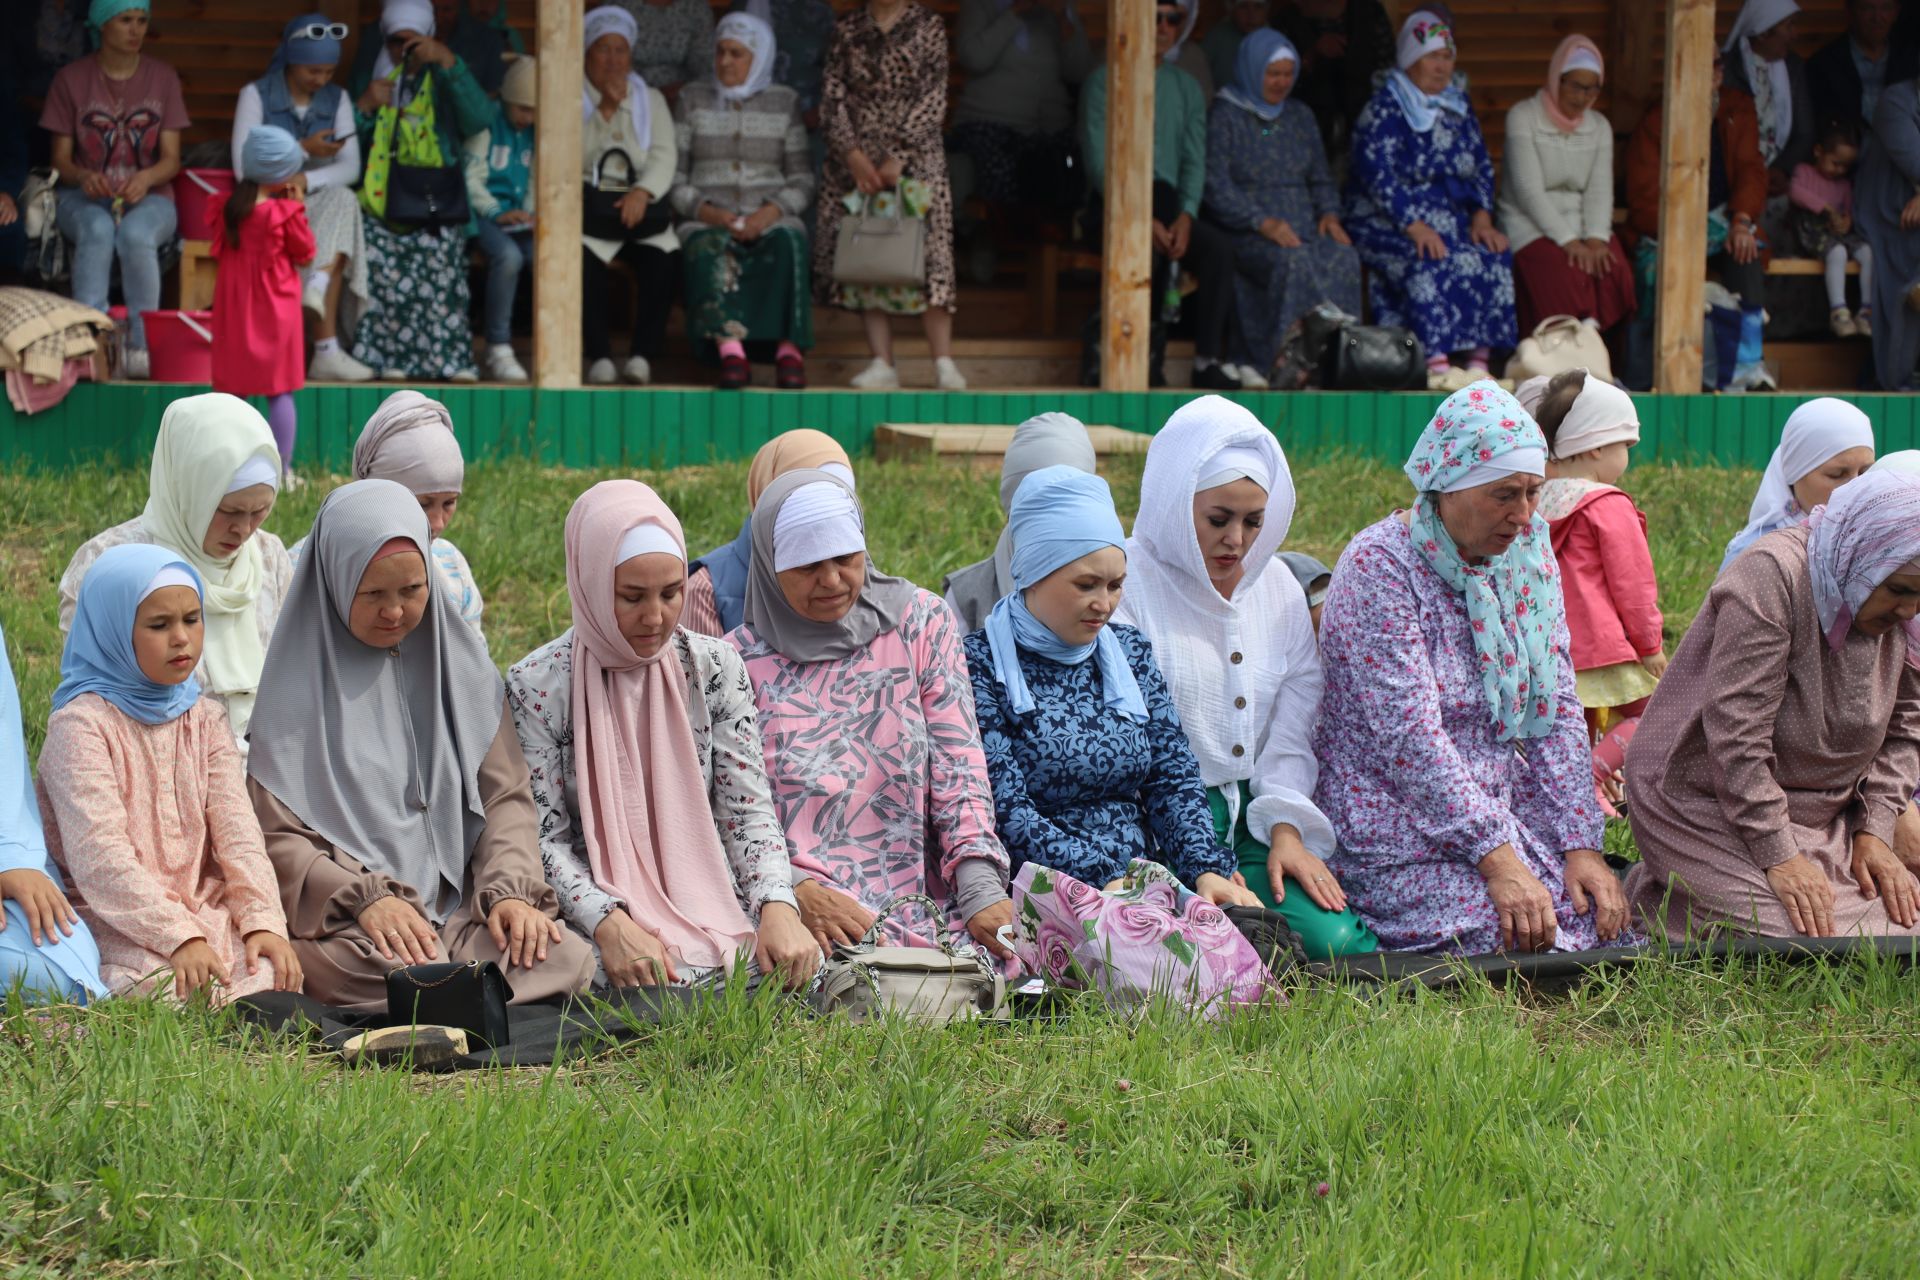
[352,390,466,495]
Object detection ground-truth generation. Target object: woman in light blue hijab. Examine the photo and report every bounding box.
[961,466,1254,906]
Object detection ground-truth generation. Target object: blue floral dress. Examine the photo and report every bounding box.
[1344,87,1517,357]
[963,624,1235,889]
[1203,97,1362,371]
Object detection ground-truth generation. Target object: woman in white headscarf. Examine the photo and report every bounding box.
[1115,396,1378,959]
[56,393,293,748]
[1722,397,1876,570]
[670,11,817,390]
[1722,0,1813,187]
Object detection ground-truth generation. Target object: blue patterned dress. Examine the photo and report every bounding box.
[963,624,1235,889]
[1204,96,1363,371]
[1344,86,1518,357]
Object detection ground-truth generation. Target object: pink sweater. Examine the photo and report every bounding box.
[1789,164,1853,218]
[1542,482,1664,672]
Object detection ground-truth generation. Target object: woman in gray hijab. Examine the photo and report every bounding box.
[942,413,1099,633]
[246,479,594,1009]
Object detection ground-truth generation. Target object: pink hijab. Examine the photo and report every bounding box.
[565,480,755,970]
[1538,35,1604,134]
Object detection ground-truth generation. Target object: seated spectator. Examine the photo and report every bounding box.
[58,393,291,748]
[0,624,105,1006]
[728,470,1015,960]
[1723,397,1875,569]
[730,0,836,129]
[1083,6,1236,389]
[581,6,678,387]
[1315,382,1631,955]
[1499,36,1635,339]
[1163,0,1214,97]
[1345,10,1515,392]
[348,0,490,382]
[1857,79,1920,389]
[943,412,1097,633]
[442,0,523,99]
[1202,0,1268,94]
[1273,0,1395,160]
[246,480,596,1011]
[947,0,1092,218]
[1627,469,1920,941]
[1626,51,1772,391]
[507,481,819,991]
[39,545,300,1003]
[1723,0,1813,196]
[618,0,715,105]
[1787,120,1874,339]
[1204,31,1360,381]
[463,55,536,383]
[966,464,1256,905]
[1808,0,1914,139]
[672,13,815,390]
[685,428,855,636]
[233,15,375,385]
[39,0,186,380]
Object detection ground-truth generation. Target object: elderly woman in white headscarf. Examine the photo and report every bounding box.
[670,11,817,390]
[57,394,292,749]
[1723,0,1813,190]
[942,412,1098,633]
[1722,397,1876,570]
[582,5,680,386]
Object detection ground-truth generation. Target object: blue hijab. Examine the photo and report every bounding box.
[1385,68,1470,134]
[984,466,1147,722]
[270,12,345,72]
[1218,29,1298,123]
[53,545,206,725]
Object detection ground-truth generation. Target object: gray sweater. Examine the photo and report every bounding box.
[951,0,1094,135]
[670,81,816,240]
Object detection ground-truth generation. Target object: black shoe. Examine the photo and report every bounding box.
[1191,363,1238,391]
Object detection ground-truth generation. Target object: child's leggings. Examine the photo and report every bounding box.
[266,393,296,471]
[1825,241,1873,311]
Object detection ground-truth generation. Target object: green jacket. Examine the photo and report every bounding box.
[1079,62,1207,219]
[352,57,492,233]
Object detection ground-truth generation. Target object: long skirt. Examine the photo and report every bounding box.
[1348,205,1518,355]
[351,219,475,380]
[302,183,370,337]
[1230,230,1363,371]
[1512,235,1636,335]
[683,225,814,347]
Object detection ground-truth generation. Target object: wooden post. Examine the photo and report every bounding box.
[1653,0,1715,395]
[1100,0,1155,392]
[1607,0,1660,138]
[534,2,584,389]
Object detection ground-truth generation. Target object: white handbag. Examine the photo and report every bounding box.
[1506,314,1613,383]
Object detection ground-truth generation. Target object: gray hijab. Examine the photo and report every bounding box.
[352,390,466,495]
[246,479,503,921]
[744,469,918,664]
[943,413,1098,631]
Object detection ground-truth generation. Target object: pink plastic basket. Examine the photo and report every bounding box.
[139,310,215,383]
[175,169,234,242]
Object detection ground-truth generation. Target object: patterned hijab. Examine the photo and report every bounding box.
[743,469,916,664]
[1806,469,1920,666]
[1402,381,1563,742]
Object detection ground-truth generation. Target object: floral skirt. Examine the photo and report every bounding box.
[351,219,474,379]
[831,180,933,315]
[683,225,813,347]
[303,183,370,334]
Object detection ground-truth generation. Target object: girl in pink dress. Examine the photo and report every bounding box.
[213,126,316,473]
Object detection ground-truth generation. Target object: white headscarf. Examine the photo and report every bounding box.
[1725,0,1800,161]
[1396,8,1453,70]
[370,0,434,84]
[1163,0,1199,67]
[1871,450,1920,476]
[1726,397,1875,564]
[714,11,776,103]
[772,481,866,571]
[1550,379,1641,458]
[583,5,652,149]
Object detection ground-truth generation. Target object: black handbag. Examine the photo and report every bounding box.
[385,162,470,228]
[583,148,670,242]
[1223,905,1310,980]
[385,960,513,1048]
[1320,324,1427,391]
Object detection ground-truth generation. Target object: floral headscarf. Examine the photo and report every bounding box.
[1402,381,1564,742]
[1805,469,1920,667]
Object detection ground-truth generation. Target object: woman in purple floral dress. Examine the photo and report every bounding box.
[1314,380,1634,955]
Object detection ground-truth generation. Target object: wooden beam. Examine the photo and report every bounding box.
[1608,0,1660,138]
[534,2,583,389]
[1099,0,1154,392]
[1654,0,1714,395]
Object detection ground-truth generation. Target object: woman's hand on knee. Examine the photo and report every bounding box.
[753,901,822,990]
[1404,220,1446,260]
[1476,844,1555,952]
[1850,833,1919,929]
[1765,854,1836,937]
[1562,848,1627,941]
[0,868,80,946]
[1194,871,1260,909]
[594,908,678,987]
[1468,210,1508,255]
[357,895,441,965]
[1266,827,1348,914]
[244,930,304,992]
[488,898,563,970]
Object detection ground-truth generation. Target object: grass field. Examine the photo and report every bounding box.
[6,452,1918,1279]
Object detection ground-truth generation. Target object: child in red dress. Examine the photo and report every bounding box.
[213,126,315,475]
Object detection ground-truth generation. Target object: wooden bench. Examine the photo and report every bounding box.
[177,239,215,311]
[1032,243,1103,336]
[1764,257,1860,277]
[874,421,1149,474]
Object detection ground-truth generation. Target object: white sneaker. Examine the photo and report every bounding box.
[301,278,327,321]
[381,368,409,381]
[309,346,375,382]
[587,357,618,385]
[1237,364,1271,391]
[449,368,479,383]
[934,356,967,390]
[487,344,529,382]
[850,357,900,389]
[622,355,652,385]
[121,348,149,380]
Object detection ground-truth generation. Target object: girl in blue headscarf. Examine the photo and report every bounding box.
[962,465,1251,903]
[37,544,300,1003]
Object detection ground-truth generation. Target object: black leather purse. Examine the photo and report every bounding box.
[1320,324,1427,391]
[385,163,470,228]
[386,960,513,1048]
[583,148,670,241]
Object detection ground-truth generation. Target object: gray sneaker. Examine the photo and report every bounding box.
[309,347,375,382]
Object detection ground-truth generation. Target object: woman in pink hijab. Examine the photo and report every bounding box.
[506,481,819,990]
[1497,34,1636,337]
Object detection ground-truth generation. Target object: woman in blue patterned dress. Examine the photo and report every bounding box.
[1204,29,1360,380]
[963,465,1255,906]
[1344,10,1516,392]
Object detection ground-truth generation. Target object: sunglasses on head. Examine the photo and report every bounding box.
[293,22,349,41]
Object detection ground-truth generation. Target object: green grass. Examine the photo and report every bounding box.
[10,453,1906,1280]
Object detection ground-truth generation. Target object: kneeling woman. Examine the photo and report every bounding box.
[39,546,298,1002]
[730,472,1015,958]
[507,481,819,989]
[1628,470,1920,939]
[1316,382,1631,954]
[247,480,595,1009]
[965,465,1246,901]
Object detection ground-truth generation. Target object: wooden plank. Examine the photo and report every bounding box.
[1653,0,1715,395]
[534,2,583,389]
[871,422,1149,463]
[1099,0,1153,392]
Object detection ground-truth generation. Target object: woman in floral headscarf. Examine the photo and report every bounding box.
[1314,381,1630,955]
[1627,469,1920,940]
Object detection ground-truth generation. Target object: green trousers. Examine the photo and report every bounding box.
[1209,782,1379,960]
